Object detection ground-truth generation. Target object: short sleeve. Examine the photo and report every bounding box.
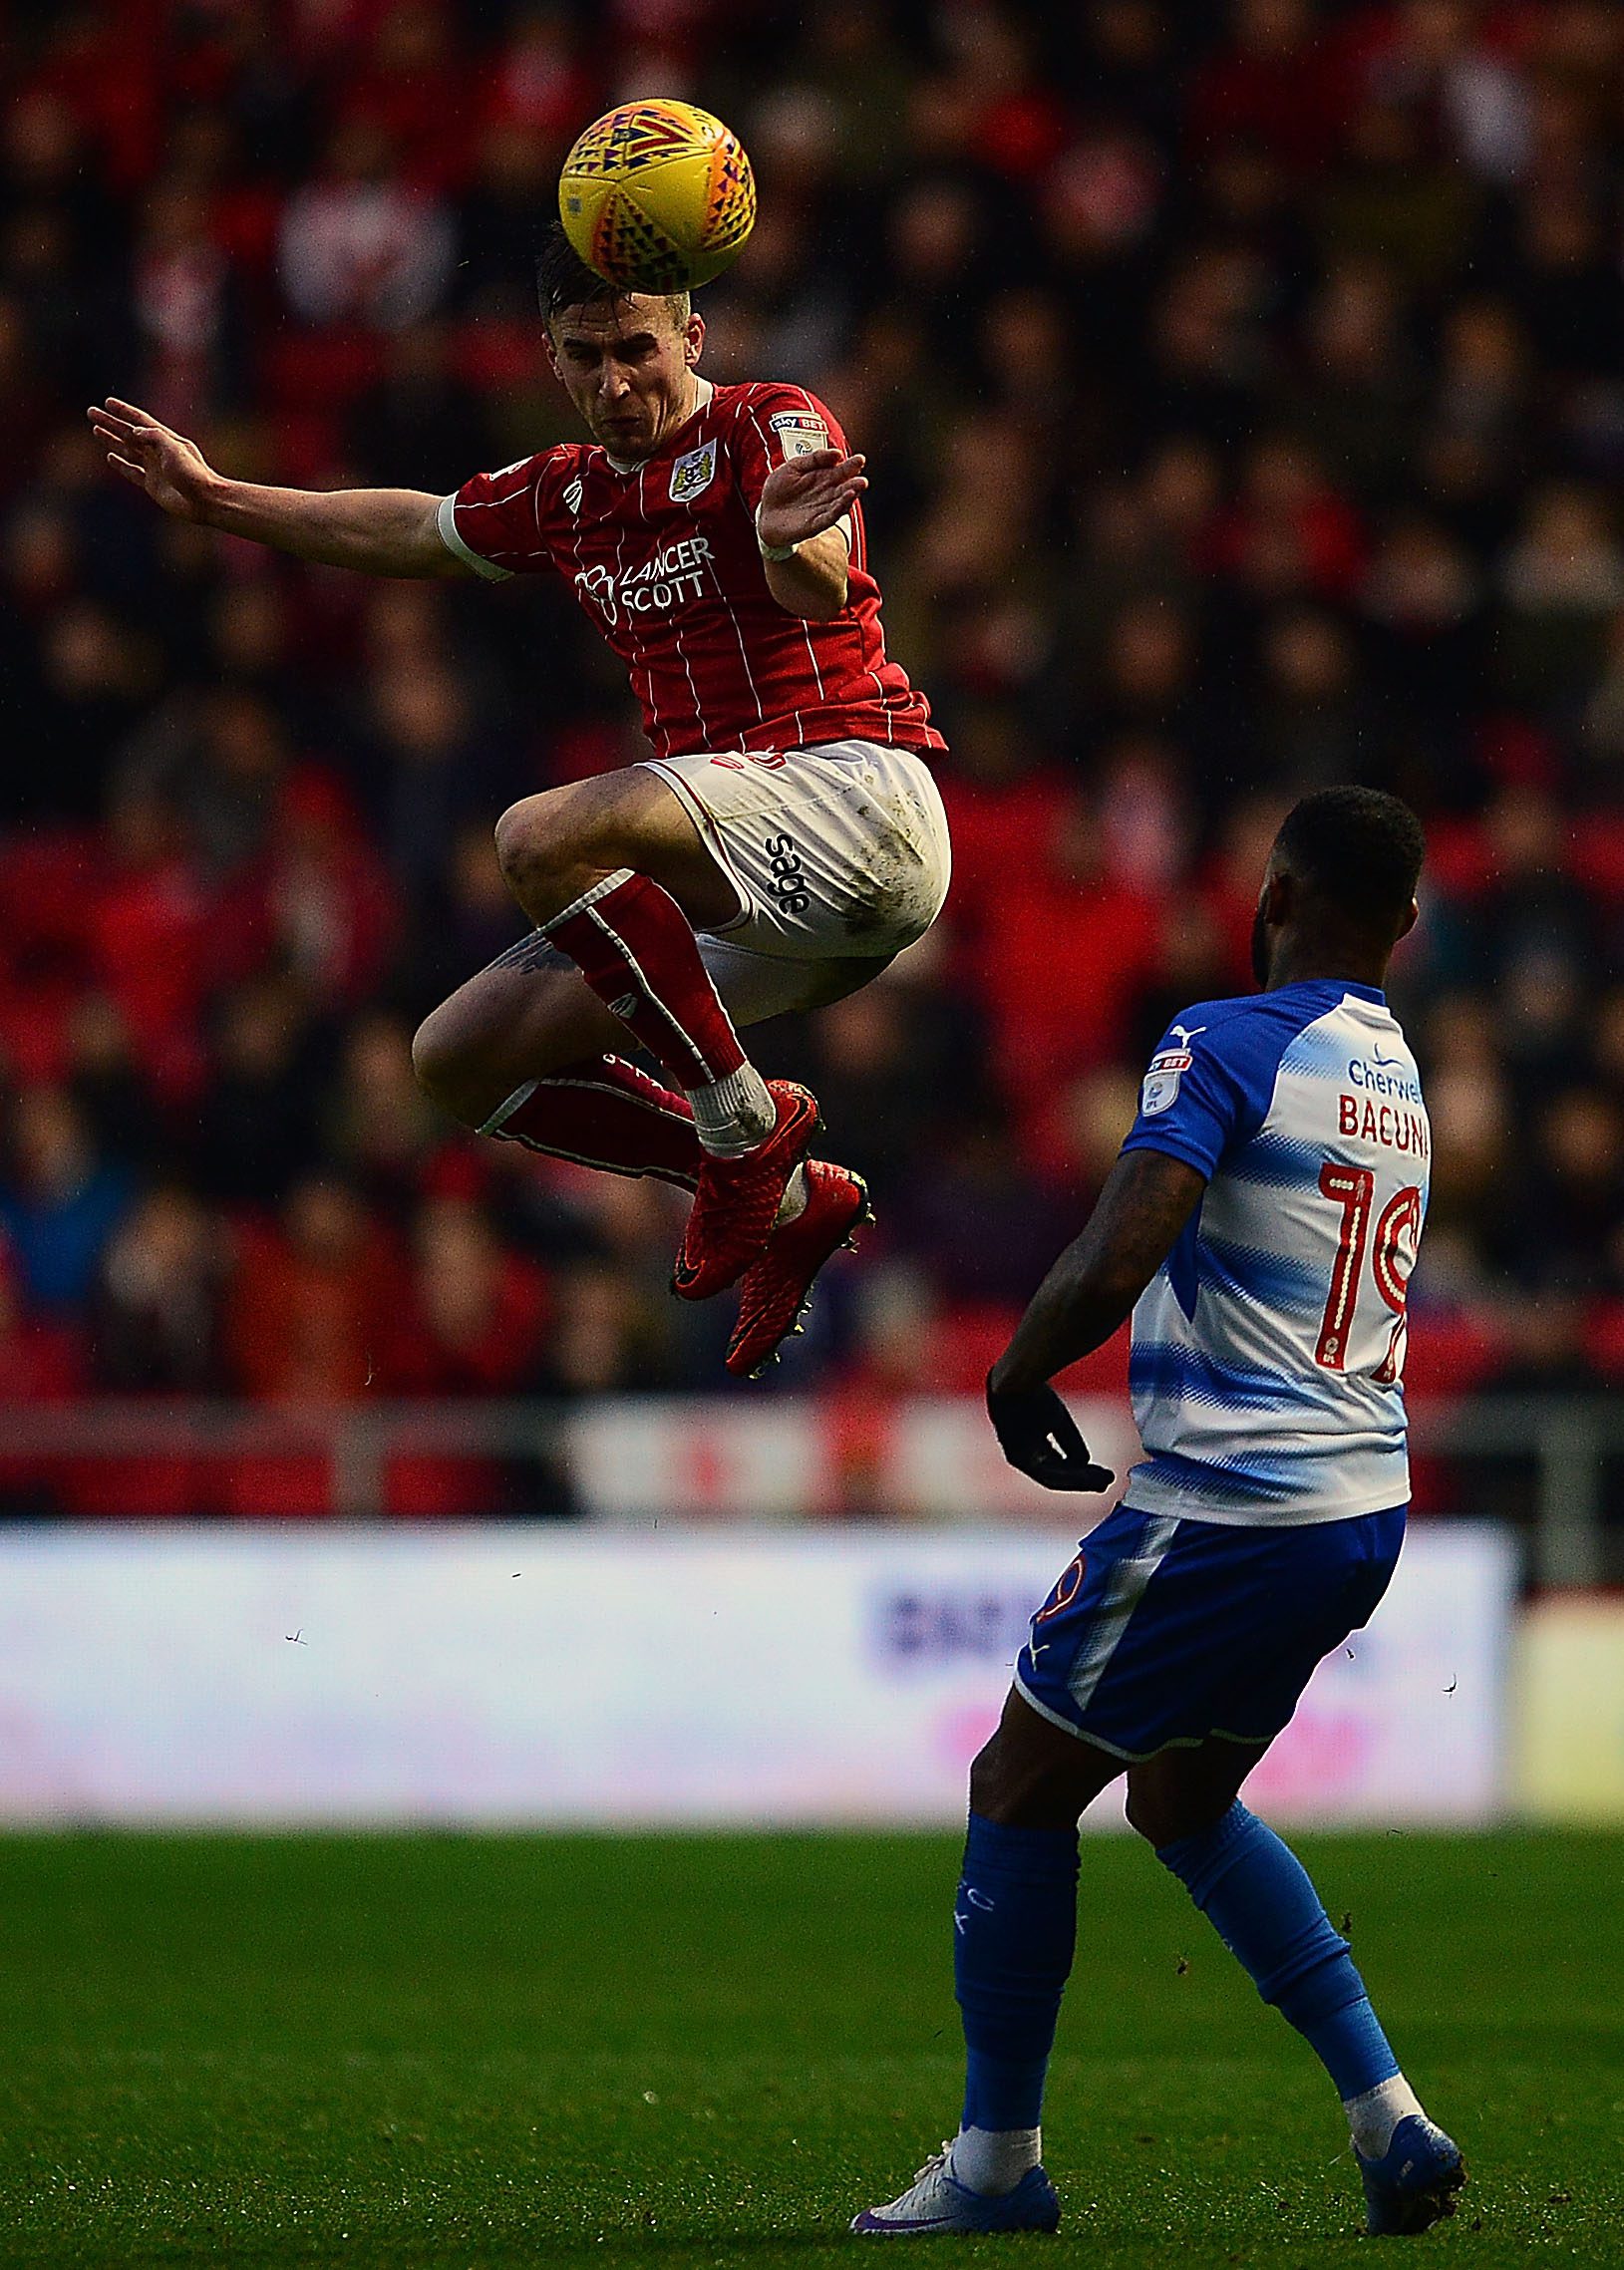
[732,385,846,515]
[1120,1003,1293,1181]
[438,452,563,580]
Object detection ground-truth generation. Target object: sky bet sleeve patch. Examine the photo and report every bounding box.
[769,409,829,461]
[1139,1047,1192,1116]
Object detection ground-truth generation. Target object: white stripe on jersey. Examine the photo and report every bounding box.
[1126,987,1427,1526]
[743,400,807,744]
[607,489,651,754]
[565,462,591,618]
[842,498,891,736]
[444,461,552,574]
[455,458,533,509]
[640,429,708,756]
[708,553,767,730]
[437,492,511,579]
[594,461,658,753]
[567,461,657,751]
[786,397,831,728]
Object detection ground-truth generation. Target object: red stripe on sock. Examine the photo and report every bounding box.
[547,872,745,1092]
[492,1055,702,1189]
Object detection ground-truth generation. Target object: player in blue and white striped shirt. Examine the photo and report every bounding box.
[856,788,1464,2242]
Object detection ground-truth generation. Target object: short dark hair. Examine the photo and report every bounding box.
[534,223,690,326]
[1273,786,1426,931]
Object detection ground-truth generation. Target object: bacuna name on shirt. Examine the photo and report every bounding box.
[1337,1090,1430,1157]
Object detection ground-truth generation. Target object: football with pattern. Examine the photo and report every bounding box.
[558,101,757,294]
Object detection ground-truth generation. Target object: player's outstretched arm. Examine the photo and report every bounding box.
[993,1148,1206,1391]
[990,1143,1208,1389]
[86,398,471,579]
[755,447,866,620]
[987,1148,1206,1486]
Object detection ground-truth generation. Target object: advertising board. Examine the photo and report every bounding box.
[1511,1594,1624,1821]
[566,1396,1145,1521]
[0,1521,1512,1824]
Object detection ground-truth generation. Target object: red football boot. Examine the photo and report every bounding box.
[726,1159,872,1378]
[671,1079,823,1302]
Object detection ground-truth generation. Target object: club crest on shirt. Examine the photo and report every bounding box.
[770,410,828,461]
[670,439,718,504]
[1140,1047,1192,1117]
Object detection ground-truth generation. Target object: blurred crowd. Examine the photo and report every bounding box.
[2,0,1624,1513]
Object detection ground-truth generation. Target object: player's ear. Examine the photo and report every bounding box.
[683,309,705,367]
[540,325,562,383]
[1397,895,1420,940]
[1260,868,1292,924]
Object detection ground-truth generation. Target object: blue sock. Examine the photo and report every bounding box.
[953,1811,1080,2133]
[1156,1801,1399,2101]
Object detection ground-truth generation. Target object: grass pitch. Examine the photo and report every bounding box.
[1,1831,1619,2268]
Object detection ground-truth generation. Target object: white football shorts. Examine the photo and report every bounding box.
[641,739,952,1025]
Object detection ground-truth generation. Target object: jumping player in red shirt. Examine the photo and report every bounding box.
[89,229,951,1376]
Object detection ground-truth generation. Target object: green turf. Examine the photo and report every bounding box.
[0,1831,1618,2268]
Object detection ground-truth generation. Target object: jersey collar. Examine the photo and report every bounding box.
[1273,977,1387,1005]
[602,377,715,477]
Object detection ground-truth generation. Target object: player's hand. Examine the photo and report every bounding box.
[756,448,867,550]
[986,1375,1116,1493]
[86,398,221,521]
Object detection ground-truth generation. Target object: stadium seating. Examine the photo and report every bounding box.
[2,1,1622,1521]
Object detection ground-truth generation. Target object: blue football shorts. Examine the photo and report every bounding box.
[1013,1499,1407,1762]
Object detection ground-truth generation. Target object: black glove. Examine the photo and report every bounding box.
[986,1376,1116,1493]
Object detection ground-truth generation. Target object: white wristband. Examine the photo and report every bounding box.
[755,503,800,562]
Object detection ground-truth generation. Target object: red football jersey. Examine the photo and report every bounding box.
[438,380,945,763]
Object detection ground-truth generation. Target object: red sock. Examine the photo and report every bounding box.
[544,869,746,1092]
[484,1055,702,1189]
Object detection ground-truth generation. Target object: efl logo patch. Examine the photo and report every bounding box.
[1033,1551,1085,1624]
[1139,1048,1191,1118]
[563,474,584,514]
[670,439,718,504]
[770,410,828,461]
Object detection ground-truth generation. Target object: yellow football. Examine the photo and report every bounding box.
[558,100,757,294]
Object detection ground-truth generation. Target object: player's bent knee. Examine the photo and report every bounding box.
[411,1003,486,1125]
[1124,1774,1231,1849]
[492,796,555,898]
[1123,1782,1173,1846]
[494,780,629,895]
[409,1007,457,1107]
[967,1729,1065,1827]
[967,1733,1009,1819]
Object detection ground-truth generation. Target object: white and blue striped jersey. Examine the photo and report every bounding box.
[1119,980,1429,1526]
